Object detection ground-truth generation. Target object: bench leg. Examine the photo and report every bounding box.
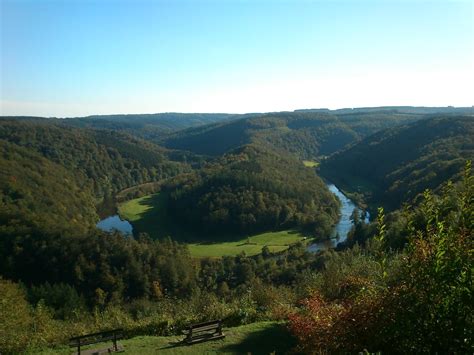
[77,344,81,355]
[113,333,118,351]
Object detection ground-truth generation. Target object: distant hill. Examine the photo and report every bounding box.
[319,116,474,209]
[4,107,471,153]
[1,113,256,142]
[161,111,428,159]
[61,112,258,141]
[296,106,474,115]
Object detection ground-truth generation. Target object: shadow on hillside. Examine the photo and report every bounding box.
[132,192,261,244]
[130,192,192,242]
[221,323,296,355]
[131,193,308,248]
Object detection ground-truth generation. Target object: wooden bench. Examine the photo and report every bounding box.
[182,319,225,344]
[69,328,123,355]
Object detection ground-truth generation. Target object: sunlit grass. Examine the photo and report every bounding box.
[118,194,306,257]
[36,321,295,355]
[188,230,306,257]
[302,160,319,168]
[118,195,155,222]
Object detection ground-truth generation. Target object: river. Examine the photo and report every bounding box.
[96,215,133,235]
[307,184,369,253]
[96,183,366,249]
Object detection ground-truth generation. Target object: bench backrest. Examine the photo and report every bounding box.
[189,319,221,330]
[69,329,123,347]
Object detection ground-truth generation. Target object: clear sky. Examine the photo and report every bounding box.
[1,0,473,117]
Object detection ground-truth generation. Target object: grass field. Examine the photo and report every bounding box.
[302,160,319,168]
[188,230,306,257]
[118,194,307,257]
[38,321,295,355]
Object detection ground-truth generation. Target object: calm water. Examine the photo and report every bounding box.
[307,184,369,253]
[96,215,133,235]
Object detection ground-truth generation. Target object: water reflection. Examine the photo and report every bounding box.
[96,215,133,235]
[307,184,369,253]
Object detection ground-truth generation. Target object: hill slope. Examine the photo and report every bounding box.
[161,111,426,159]
[0,118,189,198]
[0,141,97,236]
[62,112,256,141]
[319,116,474,209]
[0,118,191,240]
[163,144,341,238]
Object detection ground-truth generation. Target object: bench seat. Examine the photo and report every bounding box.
[182,320,225,345]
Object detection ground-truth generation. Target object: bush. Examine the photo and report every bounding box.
[288,162,473,353]
[0,278,32,353]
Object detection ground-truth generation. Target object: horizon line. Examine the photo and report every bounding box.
[1,105,473,119]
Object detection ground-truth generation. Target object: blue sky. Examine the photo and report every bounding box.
[1,0,473,117]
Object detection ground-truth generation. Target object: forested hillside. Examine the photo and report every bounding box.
[164,144,340,237]
[62,112,254,141]
[0,119,189,198]
[0,110,473,353]
[0,117,192,246]
[0,141,97,236]
[2,162,472,354]
[320,116,474,209]
[296,105,474,115]
[162,110,427,159]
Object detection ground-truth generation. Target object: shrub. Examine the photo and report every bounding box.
[288,162,473,353]
[0,278,32,353]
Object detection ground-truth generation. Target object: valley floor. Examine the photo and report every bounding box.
[118,193,307,257]
[36,321,295,355]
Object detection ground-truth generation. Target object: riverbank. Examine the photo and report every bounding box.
[118,193,307,257]
[307,183,369,253]
[96,182,365,257]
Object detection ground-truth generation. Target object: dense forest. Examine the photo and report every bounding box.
[0,109,473,353]
[296,105,473,115]
[62,112,257,142]
[164,144,340,237]
[0,119,189,199]
[0,140,97,236]
[161,110,436,159]
[320,116,474,210]
[0,118,191,243]
[1,162,472,353]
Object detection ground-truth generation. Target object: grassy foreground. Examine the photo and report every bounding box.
[118,193,307,257]
[38,321,295,355]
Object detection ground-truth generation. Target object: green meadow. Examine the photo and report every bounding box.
[187,230,305,258]
[302,160,319,168]
[118,193,307,258]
